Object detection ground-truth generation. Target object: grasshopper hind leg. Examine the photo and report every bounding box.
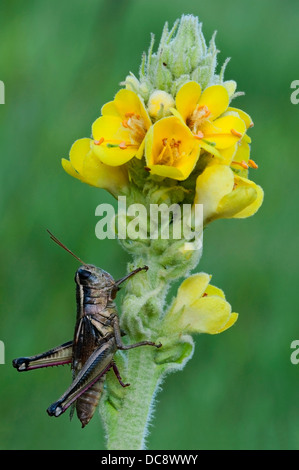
[12,341,73,371]
[47,338,116,422]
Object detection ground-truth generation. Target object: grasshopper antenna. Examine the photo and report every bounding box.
[47,229,86,265]
[115,266,148,287]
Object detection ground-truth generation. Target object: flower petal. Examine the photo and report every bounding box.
[204,285,226,299]
[199,140,222,157]
[231,139,250,167]
[82,151,128,191]
[182,296,232,334]
[61,158,82,181]
[172,273,211,314]
[217,183,257,218]
[92,115,138,165]
[145,116,200,180]
[232,177,264,219]
[201,115,246,149]
[69,138,91,174]
[175,81,202,122]
[146,164,187,180]
[135,138,146,160]
[194,164,234,221]
[101,100,119,117]
[92,142,137,166]
[197,85,229,120]
[218,143,237,165]
[227,107,253,129]
[175,145,201,180]
[216,312,238,334]
[92,115,128,142]
[112,89,152,129]
[62,137,129,195]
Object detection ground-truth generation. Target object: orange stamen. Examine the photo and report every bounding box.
[122,120,129,128]
[194,131,204,140]
[248,159,258,169]
[197,105,211,118]
[231,128,243,138]
[232,160,249,169]
[119,141,127,150]
[94,137,104,145]
[125,112,135,118]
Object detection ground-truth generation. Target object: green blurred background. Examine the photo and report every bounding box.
[0,0,298,450]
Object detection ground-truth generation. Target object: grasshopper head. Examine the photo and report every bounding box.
[76,264,115,288]
[47,231,117,290]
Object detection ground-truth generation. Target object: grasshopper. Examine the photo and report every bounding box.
[13,231,161,427]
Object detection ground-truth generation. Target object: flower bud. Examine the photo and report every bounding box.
[147,90,175,119]
[163,273,238,335]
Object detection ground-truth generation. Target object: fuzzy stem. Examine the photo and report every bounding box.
[100,247,201,449]
[100,255,166,450]
[105,346,162,450]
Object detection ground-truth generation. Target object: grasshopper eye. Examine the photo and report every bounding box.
[78,268,91,280]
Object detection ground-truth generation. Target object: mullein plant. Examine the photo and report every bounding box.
[62,15,263,449]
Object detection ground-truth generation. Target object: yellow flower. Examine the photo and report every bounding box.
[62,138,128,196]
[91,89,152,166]
[164,273,238,335]
[173,81,246,157]
[194,164,264,224]
[144,116,200,180]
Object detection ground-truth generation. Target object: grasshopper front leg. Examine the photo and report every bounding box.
[112,316,162,350]
[12,341,73,371]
